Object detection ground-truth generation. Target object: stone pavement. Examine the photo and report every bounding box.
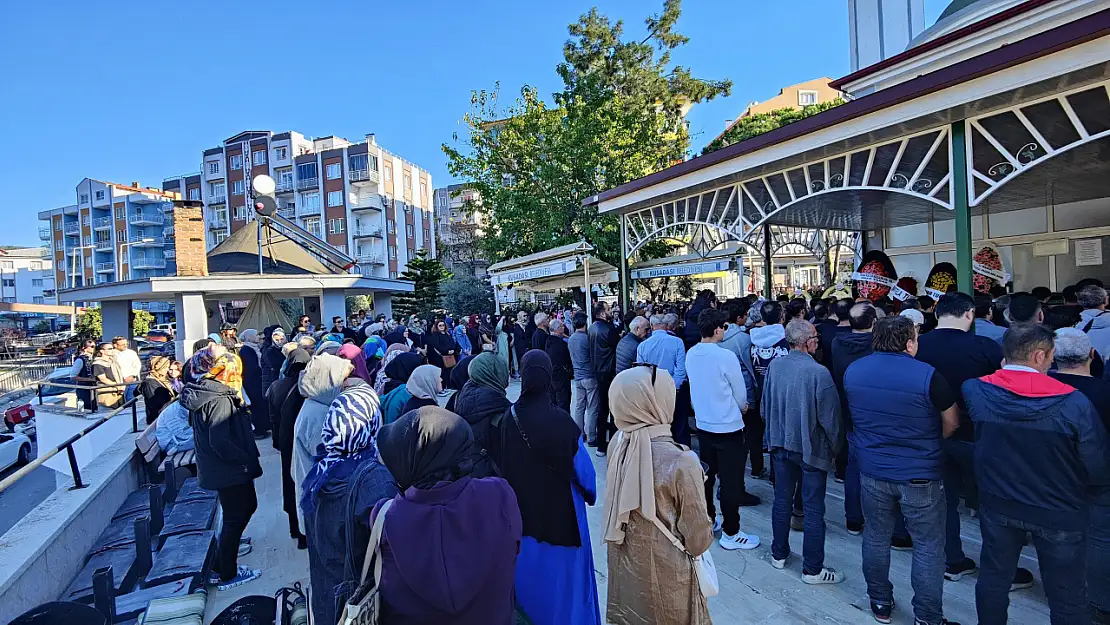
[207,379,1051,624]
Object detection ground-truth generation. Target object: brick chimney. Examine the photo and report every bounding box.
[172,200,208,277]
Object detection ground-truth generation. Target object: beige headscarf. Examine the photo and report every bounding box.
[406,364,442,399]
[603,365,677,545]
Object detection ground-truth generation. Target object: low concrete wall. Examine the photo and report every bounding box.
[0,427,142,623]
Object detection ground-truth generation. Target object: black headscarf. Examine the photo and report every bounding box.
[376,406,474,491]
[498,349,583,546]
[449,355,475,391]
[284,347,312,377]
[384,327,407,348]
[383,352,423,395]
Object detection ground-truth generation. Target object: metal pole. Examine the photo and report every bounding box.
[131,400,138,433]
[762,223,773,299]
[584,255,593,328]
[618,214,630,314]
[66,445,85,489]
[951,121,973,294]
[258,219,264,276]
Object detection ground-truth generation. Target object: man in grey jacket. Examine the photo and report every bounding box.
[762,319,844,585]
[1076,284,1110,363]
[616,315,650,374]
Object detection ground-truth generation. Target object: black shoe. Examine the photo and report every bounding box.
[751,468,769,480]
[870,600,893,623]
[297,535,307,550]
[1092,606,1110,625]
[738,492,761,507]
[944,557,978,581]
[891,535,913,551]
[253,429,270,440]
[916,619,959,625]
[1010,567,1035,591]
[846,520,863,536]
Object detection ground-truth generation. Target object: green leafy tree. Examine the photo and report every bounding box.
[441,276,495,317]
[132,310,154,336]
[75,308,102,339]
[444,0,731,267]
[675,275,695,300]
[345,295,371,318]
[393,251,453,321]
[702,100,844,155]
[32,320,51,335]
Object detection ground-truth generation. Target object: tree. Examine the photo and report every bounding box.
[702,99,844,155]
[675,275,695,300]
[132,310,154,336]
[345,295,371,318]
[444,0,731,268]
[637,275,672,302]
[75,307,101,339]
[441,275,495,317]
[32,320,51,335]
[393,251,453,321]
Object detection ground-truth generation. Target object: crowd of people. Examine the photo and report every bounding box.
[115,276,1110,625]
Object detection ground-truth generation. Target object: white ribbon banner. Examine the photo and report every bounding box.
[973,262,1011,284]
[851,272,910,301]
[630,260,729,280]
[924,287,945,300]
[490,257,578,286]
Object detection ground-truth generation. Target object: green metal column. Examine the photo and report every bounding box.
[618,214,631,311]
[951,121,974,294]
[762,223,773,299]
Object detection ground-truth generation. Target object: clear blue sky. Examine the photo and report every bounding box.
[0,0,949,247]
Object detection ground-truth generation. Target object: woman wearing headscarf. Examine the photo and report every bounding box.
[337,343,372,383]
[498,350,600,625]
[374,343,410,396]
[407,319,427,351]
[604,366,714,625]
[362,334,387,377]
[260,325,286,392]
[443,354,474,413]
[478,315,497,353]
[452,353,509,479]
[380,352,425,425]
[302,377,393,625]
[402,364,441,413]
[452,319,473,358]
[293,353,354,527]
[139,355,175,424]
[374,406,521,625]
[383,327,411,350]
[92,342,122,409]
[237,328,269,440]
[268,347,313,548]
[497,316,514,376]
[427,319,459,388]
[179,345,263,590]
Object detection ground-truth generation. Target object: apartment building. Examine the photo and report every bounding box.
[713,78,844,143]
[37,179,179,309]
[168,130,435,279]
[433,184,488,277]
[0,247,54,305]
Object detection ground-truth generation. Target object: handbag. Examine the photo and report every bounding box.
[442,354,457,368]
[646,515,719,598]
[338,499,395,625]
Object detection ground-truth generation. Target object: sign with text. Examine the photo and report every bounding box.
[631,260,730,280]
[490,257,578,286]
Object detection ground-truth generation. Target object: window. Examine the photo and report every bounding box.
[95,190,105,201]
[327,191,343,207]
[114,207,125,220]
[54,221,61,231]
[31,278,43,287]
[328,218,345,234]
[274,146,287,161]
[278,170,294,186]
[798,90,819,106]
[405,224,414,237]
[420,182,427,197]
[336,244,347,254]
[82,214,90,225]
[252,150,266,166]
[116,230,125,243]
[304,217,322,238]
[188,188,200,201]
[2,279,14,287]
[403,173,412,191]
[232,180,245,196]
[349,154,367,172]
[303,192,320,212]
[384,167,392,181]
[33,296,44,305]
[234,206,249,220]
[210,182,226,198]
[208,161,220,175]
[214,232,228,245]
[403,202,411,213]
[369,155,379,171]
[296,163,317,181]
[229,154,243,170]
[424,228,430,240]
[408,247,415,258]
[2,297,15,304]
[389,246,397,259]
[31,261,42,271]
[389,271,398,279]
[79,193,89,204]
[387,219,395,234]
[326,163,341,180]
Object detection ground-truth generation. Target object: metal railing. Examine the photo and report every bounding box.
[208,193,227,205]
[94,239,113,252]
[296,177,318,191]
[0,355,71,395]
[348,169,381,184]
[92,216,113,230]
[129,212,163,226]
[275,179,295,193]
[94,261,115,273]
[64,222,80,235]
[38,227,51,241]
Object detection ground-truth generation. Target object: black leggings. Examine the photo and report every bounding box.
[215,481,258,581]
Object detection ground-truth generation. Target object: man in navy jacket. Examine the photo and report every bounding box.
[964,322,1110,625]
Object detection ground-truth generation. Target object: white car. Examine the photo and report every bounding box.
[0,432,33,472]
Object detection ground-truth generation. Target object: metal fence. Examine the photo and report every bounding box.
[0,356,71,397]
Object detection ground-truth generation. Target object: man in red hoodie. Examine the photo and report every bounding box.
[964,322,1110,625]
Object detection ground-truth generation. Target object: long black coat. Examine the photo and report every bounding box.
[179,378,262,491]
[238,346,268,435]
[545,334,573,410]
[452,381,510,478]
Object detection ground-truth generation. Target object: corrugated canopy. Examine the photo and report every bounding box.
[207,221,335,275]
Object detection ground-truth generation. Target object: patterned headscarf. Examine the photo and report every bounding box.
[301,382,382,517]
[188,347,243,395]
[374,343,410,395]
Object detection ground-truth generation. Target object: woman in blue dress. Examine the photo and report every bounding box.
[497,349,600,625]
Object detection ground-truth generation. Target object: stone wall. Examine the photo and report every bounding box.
[173,201,208,277]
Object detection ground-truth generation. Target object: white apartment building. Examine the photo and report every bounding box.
[433,184,488,277]
[166,130,435,280]
[0,247,54,305]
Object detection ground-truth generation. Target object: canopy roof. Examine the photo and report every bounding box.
[487,241,617,290]
[207,221,335,275]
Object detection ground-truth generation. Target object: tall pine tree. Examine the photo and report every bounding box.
[392,250,453,321]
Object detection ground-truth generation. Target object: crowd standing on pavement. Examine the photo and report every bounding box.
[106,277,1110,624]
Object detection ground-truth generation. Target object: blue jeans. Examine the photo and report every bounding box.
[942,439,975,567]
[846,441,910,539]
[861,474,947,625]
[124,383,137,403]
[977,507,1089,625]
[771,450,828,574]
[1091,503,1110,616]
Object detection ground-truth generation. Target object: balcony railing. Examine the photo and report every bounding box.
[209,216,229,230]
[352,226,383,239]
[296,177,319,191]
[350,195,384,212]
[42,289,56,298]
[208,193,227,205]
[348,169,381,185]
[94,240,113,252]
[129,235,165,246]
[92,216,113,230]
[276,180,295,193]
[164,248,176,260]
[40,247,52,259]
[356,253,386,265]
[129,212,164,226]
[163,225,175,237]
[63,222,80,235]
[130,256,166,270]
[94,262,115,273]
[38,227,51,241]
[276,207,296,219]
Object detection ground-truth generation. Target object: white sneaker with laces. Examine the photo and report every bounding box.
[217,566,262,591]
[802,567,844,585]
[719,531,760,551]
[711,517,723,533]
[771,554,787,569]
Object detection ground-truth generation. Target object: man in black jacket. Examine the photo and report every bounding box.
[531,311,550,351]
[683,290,717,349]
[616,314,650,374]
[831,301,876,535]
[588,301,619,455]
[545,318,573,410]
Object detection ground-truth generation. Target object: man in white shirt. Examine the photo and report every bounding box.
[112,335,141,403]
[686,307,761,551]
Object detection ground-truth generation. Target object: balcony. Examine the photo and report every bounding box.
[348,169,381,185]
[42,288,56,298]
[276,207,296,219]
[350,194,384,212]
[94,239,113,252]
[66,247,81,257]
[63,222,80,235]
[129,211,164,226]
[40,246,52,259]
[164,248,176,261]
[352,225,383,239]
[356,252,385,265]
[208,193,227,205]
[275,179,295,193]
[38,227,51,241]
[163,225,175,237]
[296,177,319,191]
[209,216,229,230]
[129,235,165,246]
[94,261,115,274]
[129,192,166,204]
[130,256,166,270]
[92,216,113,231]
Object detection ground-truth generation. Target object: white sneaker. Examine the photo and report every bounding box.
[802,567,845,585]
[771,554,787,569]
[711,517,723,533]
[719,531,760,550]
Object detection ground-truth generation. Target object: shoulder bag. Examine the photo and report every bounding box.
[338,498,395,625]
[645,514,719,598]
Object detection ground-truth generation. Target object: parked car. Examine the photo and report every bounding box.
[151,323,176,337]
[143,330,173,343]
[0,431,33,472]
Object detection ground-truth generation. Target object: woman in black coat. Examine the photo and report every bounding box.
[426,320,459,387]
[268,348,312,548]
[451,352,510,478]
[238,330,268,439]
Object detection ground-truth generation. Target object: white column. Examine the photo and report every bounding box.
[100,300,133,344]
[175,292,207,361]
[321,289,346,328]
[372,291,392,320]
